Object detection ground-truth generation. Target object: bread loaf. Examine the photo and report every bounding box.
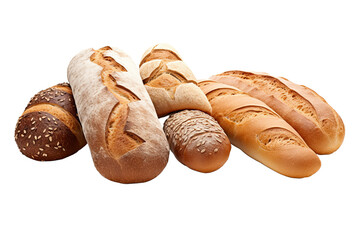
[211,71,345,154]
[15,83,86,161]
[139,43,211,117]
[198,80,321,178]
[164,110,231,173]
[67,46,169,183]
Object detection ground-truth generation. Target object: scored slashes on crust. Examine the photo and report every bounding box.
[139,43,211,117]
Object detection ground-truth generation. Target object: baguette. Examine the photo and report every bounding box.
[15,83,86,161]
[67,46,169,183]
[198,80,321,178]
[164,110,231,173]
[139,43,211,117]
[211,71,345,154]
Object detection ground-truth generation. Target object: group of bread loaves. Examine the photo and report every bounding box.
[15,44,345,183]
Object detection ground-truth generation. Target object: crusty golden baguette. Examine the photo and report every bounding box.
[211,70,345,154]
[139,43,211,117]
[68,46,169,183]
[198,80,321,178]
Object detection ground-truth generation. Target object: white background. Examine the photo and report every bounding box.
[1,0,359,239]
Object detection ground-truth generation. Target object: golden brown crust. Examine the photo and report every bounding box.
[67,46,169,183]
[15,84,86,161]
[90,47,144,159]
[198,80,321,178]
[164,110,231,173]
[139,44,211,117]
[211,71,345,154]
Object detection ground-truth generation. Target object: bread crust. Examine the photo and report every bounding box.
[139,44,211,117]
[211,71,345,154]
[14,83,86,161]
[164,110,231,173]
[67,47,169,183]
[199,80,321,178]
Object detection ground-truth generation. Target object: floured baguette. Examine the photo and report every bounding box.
[211,70,345,154]
[198,80,321,178]
[139,43,211,117]
[67,46,169,183]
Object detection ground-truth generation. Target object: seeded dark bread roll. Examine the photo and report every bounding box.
[211,71,345,154]
[139,43,211,117]
[198,80,321,178]
[164,110,231,173]
[14,83,86,161]
[67,46,169,184]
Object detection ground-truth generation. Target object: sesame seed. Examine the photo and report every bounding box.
[34,136,37,140]
[23,130,26,134]
[21,134,24,137]
[42,116,46,119]
[62,148,65,151]
[54,147,58,149]
[57,142,60,146]
[22,148,26,151]
[42,153,47,157]
[201,149,206,153]
[37,151,40,155]
[38,136,41,139]
[32,121,36,125]
[196,142,201,147]
[26,143,29,147]
[31,127,35,130]
[214,148,218,153]
[216,139,222,143]
[39,118,42,121]
[52,118,56,121]
[33,141,35,145]
[39,148,44,151]
[54,122,57,125]
[43,129,46,133]
[45,144,50,147]
[30,118,34,121]
[47,118,51,121]
[45,135,49,137]
[48,127,53,130]
[49,136,52,142]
